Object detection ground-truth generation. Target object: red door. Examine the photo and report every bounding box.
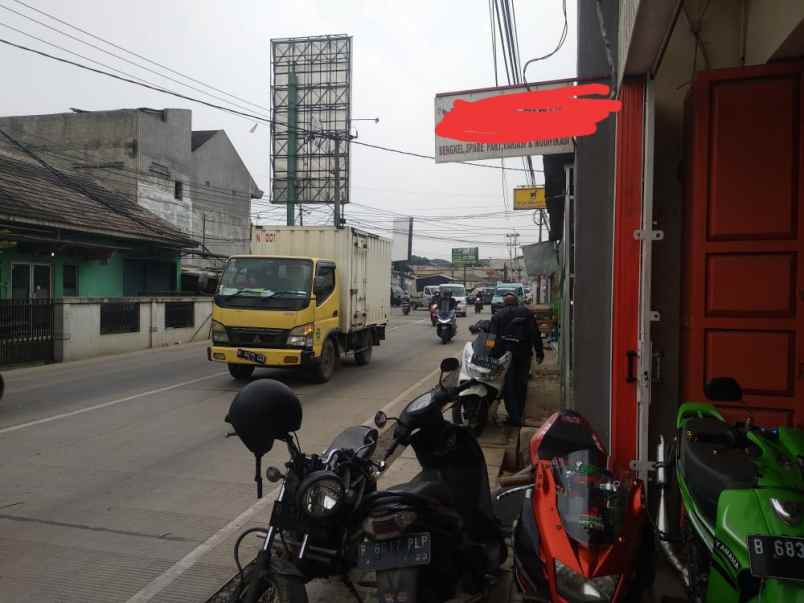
[682,62,804,428]
[610,79,645,469]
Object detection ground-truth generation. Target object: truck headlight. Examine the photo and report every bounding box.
[211,320,229,344]
[287,323,314,348]
[555,559,619,601]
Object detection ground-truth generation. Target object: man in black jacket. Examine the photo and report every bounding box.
[490,292,544,426]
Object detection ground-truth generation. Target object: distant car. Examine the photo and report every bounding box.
[439,283,468,317]
[491,283,525,314]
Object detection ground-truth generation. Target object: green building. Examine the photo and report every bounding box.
[0,152,197,299]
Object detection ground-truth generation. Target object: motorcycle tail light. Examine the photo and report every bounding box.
[363,510,418,541]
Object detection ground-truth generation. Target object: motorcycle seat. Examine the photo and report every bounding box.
[679,417,757,524]
[386,471,455,507]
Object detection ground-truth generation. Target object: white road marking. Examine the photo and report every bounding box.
[124,367,440,603]
[0,372,227,435]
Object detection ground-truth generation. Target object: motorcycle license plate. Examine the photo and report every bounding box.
[358,532,431,571]
[747,535,804,582]
[236,349,266,364]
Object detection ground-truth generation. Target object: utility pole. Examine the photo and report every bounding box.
[407,216,413,261]
[333,136,341,229]
[287,69,297,226]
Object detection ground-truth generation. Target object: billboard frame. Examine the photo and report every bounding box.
[270,35,353,218]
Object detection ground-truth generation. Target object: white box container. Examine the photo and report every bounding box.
[251,226,391,333]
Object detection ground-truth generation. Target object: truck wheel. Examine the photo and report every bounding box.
[228,364,255,380]
[311,339,336,383]
[354,345,372,366]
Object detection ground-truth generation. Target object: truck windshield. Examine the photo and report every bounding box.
[216,257,312,309]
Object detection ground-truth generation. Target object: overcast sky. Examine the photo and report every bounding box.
[0,0,577,260]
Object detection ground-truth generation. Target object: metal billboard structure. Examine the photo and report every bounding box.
[270,35,352,225]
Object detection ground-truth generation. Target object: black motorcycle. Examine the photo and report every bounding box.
[435,303,457,345]
[358,358,507,602]
[225,380,382,603]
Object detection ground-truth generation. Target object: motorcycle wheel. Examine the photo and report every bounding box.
[684,517,710,603]
[229,557,307,603]
[452,396,488,436]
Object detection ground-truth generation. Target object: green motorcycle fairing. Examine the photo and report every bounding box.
[675,402,804,603]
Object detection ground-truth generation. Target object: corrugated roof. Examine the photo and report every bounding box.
[0,153,197,248]
[191,130,220,151]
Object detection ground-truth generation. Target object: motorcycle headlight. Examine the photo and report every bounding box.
[211,320,229,344]
[297,471,344,519]
[555,559,619,602]
[287,323,314,348]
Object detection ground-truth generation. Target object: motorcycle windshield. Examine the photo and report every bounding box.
[553,449,630,547]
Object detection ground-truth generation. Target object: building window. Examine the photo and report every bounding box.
[100,302,140,335]
[11,263,51,299]
[175,180,183,200]
[63,265,78,296]
[165,301,194,329]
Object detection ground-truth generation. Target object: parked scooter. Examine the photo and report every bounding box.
[359,358,507,602]
[498,409,654,603]
[401,294,411,315]
[224,379,384,603]
[474,298,484,313]
[657,377,804,603]
[452,320,511,436]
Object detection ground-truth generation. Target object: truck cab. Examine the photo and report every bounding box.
[209,253,384,382]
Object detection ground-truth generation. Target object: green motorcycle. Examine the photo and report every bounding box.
[656,377,804,603]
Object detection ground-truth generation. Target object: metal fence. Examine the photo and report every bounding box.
[165,301,194,329]
[100,302,140,335]
[0,298,55,365]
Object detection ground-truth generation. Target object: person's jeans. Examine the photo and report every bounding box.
[503,352,531,425]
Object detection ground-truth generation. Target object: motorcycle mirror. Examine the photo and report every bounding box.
[440,358,460,372]
[374,411,388,428]
[266,466,284,483]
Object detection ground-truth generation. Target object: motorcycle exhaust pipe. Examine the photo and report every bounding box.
[656,436,689,588]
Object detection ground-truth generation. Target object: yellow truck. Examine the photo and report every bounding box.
[208,226,391,382]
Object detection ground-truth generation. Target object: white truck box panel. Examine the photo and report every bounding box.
[251,226,391,333]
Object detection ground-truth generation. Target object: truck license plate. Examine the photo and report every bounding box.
[236,349,266,364]
[358,533,431,571]
[747,535,804,581]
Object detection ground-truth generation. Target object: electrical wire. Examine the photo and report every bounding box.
[11,0,272,115]
[522,0,568,89]
[0,37,535,174]
[0,2,273,119]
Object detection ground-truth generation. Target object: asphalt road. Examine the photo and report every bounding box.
[0,307,483,603]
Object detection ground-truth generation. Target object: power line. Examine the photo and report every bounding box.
[522,0,568,88]
[0,37,535,174]
[0,2,273,119]
[11,0,272,115]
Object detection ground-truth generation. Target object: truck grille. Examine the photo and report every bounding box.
[227,327,288,348]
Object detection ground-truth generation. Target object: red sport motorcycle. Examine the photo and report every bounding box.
[498,410,655,603]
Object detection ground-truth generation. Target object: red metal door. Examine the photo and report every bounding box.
[610,79,645,469]
[682,62,804,428]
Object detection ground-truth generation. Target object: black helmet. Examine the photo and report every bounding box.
[226,379,302,457]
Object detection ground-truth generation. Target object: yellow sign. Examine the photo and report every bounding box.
[513,186,545,210]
